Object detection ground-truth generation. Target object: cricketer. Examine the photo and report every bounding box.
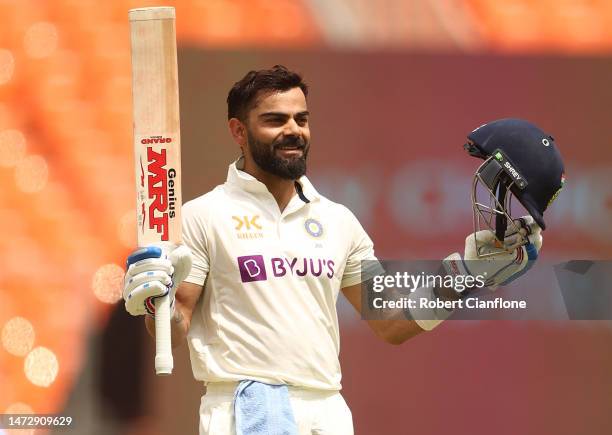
[122,65,564,434]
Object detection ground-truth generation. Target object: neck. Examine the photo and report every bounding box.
[243,159,296,212]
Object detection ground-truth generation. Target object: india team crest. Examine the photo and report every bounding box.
[304,218,324,238]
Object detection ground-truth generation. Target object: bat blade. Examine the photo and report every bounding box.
[129,6,182,376]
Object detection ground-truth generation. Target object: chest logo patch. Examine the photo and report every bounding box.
[233,215,263,239]
[304,218,323,238]
[237,255,267,282]
[237,255,336,283]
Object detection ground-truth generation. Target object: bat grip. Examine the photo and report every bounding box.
[154,294,173,375]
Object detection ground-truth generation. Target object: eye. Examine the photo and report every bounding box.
[265,117,285,125]
[295,116,309,126]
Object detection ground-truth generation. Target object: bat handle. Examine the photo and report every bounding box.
[154,294,173,375]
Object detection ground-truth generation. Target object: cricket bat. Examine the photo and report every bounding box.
[129,6,182,375]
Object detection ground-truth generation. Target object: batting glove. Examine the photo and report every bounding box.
[444,216,542,292]
[123,243,192,316]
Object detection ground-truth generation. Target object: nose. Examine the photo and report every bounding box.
[284,117,301,136]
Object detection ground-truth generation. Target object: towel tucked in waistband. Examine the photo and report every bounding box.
[233,380,298,435]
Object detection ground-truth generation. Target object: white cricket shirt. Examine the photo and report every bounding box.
[183,158,381,390]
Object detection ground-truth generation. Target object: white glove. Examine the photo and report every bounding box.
[444,216,542,292]
[123,243,193,316]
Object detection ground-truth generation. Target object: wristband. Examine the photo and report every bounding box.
[405,286,454,331]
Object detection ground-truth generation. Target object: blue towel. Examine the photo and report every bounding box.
[233,380,298,435]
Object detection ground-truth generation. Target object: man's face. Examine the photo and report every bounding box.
[243,87,310,180]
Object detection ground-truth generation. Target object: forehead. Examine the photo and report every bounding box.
[250,87,307,115]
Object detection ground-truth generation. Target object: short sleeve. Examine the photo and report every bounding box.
[341,209,385,288]
[182,202,210,287]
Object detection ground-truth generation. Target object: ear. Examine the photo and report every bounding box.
[228,118,247,149]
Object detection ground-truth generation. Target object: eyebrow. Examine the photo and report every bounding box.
[259,111,310,118]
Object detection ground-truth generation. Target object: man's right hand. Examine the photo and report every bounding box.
[123,244,192,317]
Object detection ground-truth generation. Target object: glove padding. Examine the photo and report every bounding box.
[444,216,542,292]
[123,244,193,316]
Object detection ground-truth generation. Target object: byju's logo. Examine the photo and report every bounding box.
[237,255,267,282]
[237,255,336,283]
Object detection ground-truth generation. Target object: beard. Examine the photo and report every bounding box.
[246,130,309,180]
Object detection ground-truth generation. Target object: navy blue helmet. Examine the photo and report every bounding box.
[465,118,565,238]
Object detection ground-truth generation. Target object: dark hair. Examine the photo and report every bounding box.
[227,65,308,121]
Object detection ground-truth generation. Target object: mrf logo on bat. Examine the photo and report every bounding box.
[138,135,178,241]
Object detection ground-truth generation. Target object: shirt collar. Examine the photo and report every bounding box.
[226,157,320,202]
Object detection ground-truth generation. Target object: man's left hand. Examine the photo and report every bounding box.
[444,216,542,291]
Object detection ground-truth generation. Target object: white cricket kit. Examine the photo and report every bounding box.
[183,158,382,390]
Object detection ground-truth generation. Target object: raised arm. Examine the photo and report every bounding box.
[341,283,424,345]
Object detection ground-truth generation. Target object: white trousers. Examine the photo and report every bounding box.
[199,382,354,435]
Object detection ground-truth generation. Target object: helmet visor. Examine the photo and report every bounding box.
[471,155,529,258]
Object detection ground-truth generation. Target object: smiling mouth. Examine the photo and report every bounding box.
[276,146,304,156]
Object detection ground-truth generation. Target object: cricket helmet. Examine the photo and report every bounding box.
[464,118,565,255]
